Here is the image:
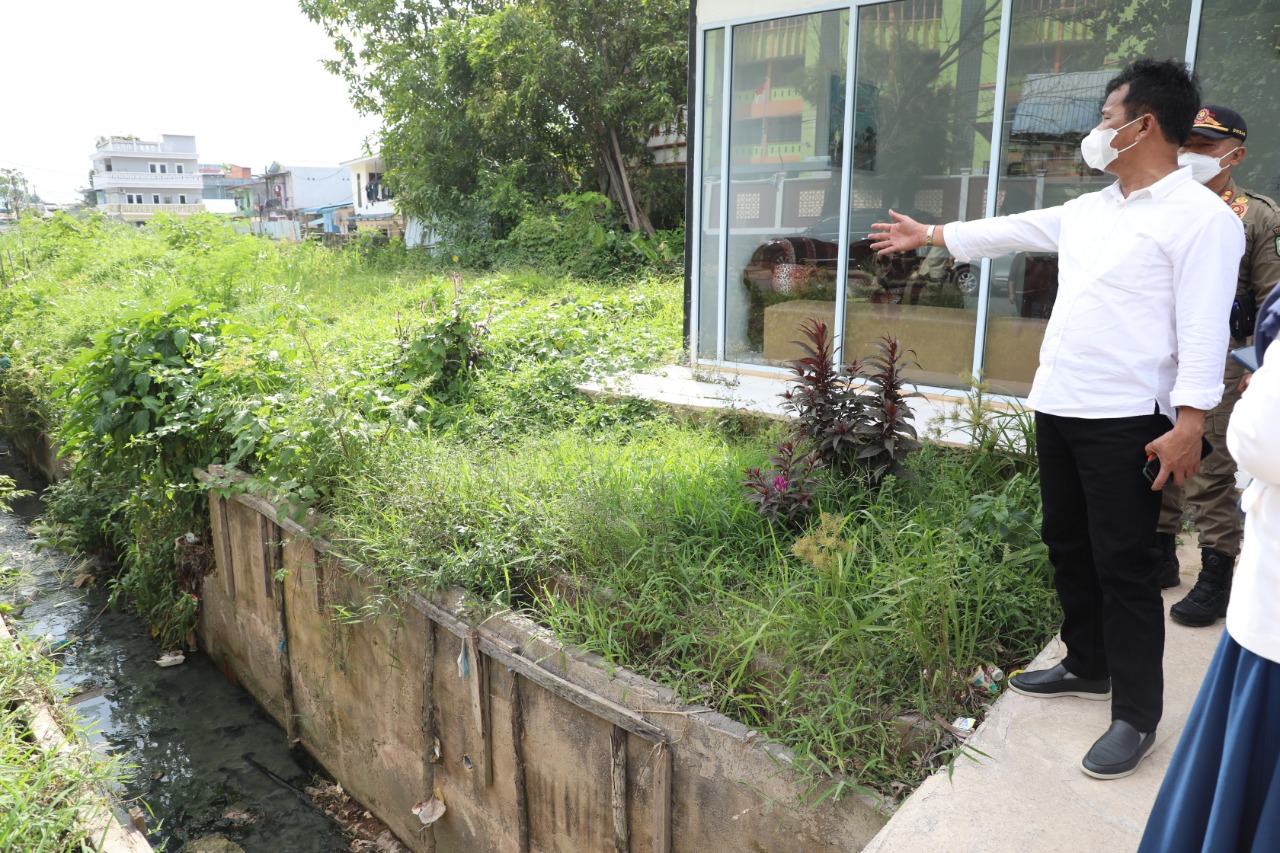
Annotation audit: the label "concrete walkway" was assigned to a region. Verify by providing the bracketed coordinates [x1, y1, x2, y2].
[587, 367, 1225, 852]
[865, 541, 1223, 853]
[579, 365, 972, 442]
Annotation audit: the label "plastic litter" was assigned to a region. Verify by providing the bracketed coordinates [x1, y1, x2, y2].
[35, 634, 75, 656]
[412, 788, 447, 826]
[952, 717, 977, 739]
[156, 651, 186, 667]
[969, 664, 1005, 696]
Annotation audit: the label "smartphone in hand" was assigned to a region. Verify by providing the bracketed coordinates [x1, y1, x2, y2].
[1142, 437, 1213, 484]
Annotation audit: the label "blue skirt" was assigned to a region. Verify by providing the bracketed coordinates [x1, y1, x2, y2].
[1138, 632, 1280, 853]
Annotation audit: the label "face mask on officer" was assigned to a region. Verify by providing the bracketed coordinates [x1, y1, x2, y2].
[1177, 149, 1236, 184]
[1079, 115, 1145, 172]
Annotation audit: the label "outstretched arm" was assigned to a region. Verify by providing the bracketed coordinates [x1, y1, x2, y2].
[874, 205, 1065, 263]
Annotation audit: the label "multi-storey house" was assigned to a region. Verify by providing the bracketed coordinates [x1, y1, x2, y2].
[91, 134, 203, 225]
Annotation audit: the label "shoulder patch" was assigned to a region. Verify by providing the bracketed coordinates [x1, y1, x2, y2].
[1221, 187, 1249, 220]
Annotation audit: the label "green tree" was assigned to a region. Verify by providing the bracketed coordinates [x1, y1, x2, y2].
[301, 0, 689, 240]
[0, 168, 36, 217]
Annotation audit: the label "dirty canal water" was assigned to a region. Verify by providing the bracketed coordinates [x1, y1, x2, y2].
[1, 445, 354, 852]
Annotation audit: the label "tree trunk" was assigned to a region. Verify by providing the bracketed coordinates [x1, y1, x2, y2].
[609, 128, 655, 236]
[594, 128, 655, 236]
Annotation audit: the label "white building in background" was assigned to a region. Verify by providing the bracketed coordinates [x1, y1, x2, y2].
[237, 162, 351, 218]
[341, 154, 435, 247]
[91, 134, 203, 225]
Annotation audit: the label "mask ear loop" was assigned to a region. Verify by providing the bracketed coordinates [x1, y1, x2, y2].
[1113, 113, 1149, 157]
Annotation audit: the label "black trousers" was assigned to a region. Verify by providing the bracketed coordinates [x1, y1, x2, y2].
[1036, 410, 1168, 732]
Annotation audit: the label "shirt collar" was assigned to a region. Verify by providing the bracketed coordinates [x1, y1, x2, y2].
[1102, 166, 1192, 204]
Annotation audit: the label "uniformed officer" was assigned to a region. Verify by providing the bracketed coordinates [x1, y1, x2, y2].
[1156, 105, 1280, 626]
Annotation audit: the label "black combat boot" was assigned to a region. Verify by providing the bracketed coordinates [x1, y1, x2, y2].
[1153, 532, 1180, 589]
[1169, 548, 1234, 627]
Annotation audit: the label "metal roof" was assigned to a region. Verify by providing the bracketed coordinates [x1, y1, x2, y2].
[300, 202, 352, 213]
[1011, 70, 1114, 138]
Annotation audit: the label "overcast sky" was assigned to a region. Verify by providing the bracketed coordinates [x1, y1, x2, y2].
[1, 0, 380, 203]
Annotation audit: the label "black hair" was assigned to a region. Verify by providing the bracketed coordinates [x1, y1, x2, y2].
[1104, 58, 1201, 145]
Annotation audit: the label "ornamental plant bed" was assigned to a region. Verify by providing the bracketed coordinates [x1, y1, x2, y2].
[0, 214, 1058, 804]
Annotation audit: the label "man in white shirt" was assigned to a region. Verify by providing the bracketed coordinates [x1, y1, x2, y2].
[869, 59, 1244, 780]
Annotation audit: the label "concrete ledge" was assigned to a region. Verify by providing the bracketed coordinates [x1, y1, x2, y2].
[580, 365, 984, 446]
[862, 541, 1221, 853]
[0, 616, 152, 852]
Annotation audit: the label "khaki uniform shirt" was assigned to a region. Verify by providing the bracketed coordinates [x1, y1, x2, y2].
[1220, 179, 1280, 343]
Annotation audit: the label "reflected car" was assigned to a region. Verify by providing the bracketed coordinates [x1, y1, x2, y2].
[801, 211, 1017, 297]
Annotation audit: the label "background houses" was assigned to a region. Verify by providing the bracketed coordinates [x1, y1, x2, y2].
[231, 161, 351, 240]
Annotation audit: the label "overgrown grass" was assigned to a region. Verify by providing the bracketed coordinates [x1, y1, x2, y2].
[0, 629, 129, 851]
[0, 213, 1057, 801]
[327, 413, 1053, 796]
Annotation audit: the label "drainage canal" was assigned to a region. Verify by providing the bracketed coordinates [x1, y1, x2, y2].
[1, 445, 361, 852]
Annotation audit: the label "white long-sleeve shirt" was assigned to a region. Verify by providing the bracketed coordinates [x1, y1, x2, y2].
[1226, 357, 1280, 663]
[946, 167, 1244, 420]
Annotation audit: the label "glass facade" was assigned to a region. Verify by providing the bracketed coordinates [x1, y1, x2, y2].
[839, 0, 998, 388]
[1193, 0, 1280, 200]
[723, 11, 849, 364]
[982, 0, 1192, 395]
[693, 0, 1274, 395]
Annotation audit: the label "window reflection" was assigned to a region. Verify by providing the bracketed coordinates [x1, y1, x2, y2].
[723, 11, 848, 365]
[835, 0, 1000, 390]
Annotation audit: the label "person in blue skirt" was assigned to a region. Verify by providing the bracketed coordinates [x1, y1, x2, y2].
[1138, 284, 1280, 852]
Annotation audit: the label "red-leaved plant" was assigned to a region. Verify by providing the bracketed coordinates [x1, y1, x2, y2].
[742, 441, 825, 522]
[744, 319, 921, 521]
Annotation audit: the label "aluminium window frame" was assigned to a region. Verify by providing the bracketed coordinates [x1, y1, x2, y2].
[690, 0, 1207, 397]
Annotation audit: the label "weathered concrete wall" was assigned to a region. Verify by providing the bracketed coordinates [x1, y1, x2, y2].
[1, 404, 66, 483]
[199, 486, 890, 852]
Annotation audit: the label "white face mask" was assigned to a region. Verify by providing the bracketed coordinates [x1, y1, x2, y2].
[1178, 150, 1234, 184]
[1079, 115, 1144, 171]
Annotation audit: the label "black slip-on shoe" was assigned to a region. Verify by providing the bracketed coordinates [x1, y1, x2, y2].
[1007, 662, 1112, 700]
[1081, 721, 1157, 779]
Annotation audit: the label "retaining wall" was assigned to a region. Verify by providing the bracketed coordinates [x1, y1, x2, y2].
[198, 475, 891, 851]
[1, 405, 65, 483]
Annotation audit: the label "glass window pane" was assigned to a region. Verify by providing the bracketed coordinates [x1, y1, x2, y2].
[1194, 0, 1280, 200]
[985, 0, 1192, 396]
[839, 0, 1000, 390]
[698, 28, 726, 360]
[723, 11, 849, 365]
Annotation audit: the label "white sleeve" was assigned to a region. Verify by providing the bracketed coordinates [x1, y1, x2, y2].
[1169, 207, 1244, 412]
[1228, 359, 1280, 485]
[945, 205, 1065, 263]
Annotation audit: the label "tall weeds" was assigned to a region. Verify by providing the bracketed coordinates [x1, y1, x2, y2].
[0, 214, 1054, 801]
